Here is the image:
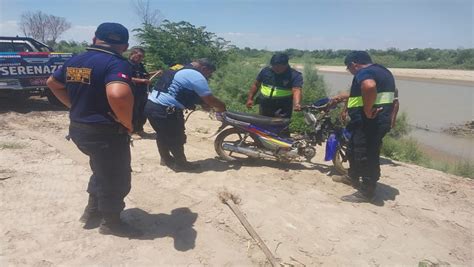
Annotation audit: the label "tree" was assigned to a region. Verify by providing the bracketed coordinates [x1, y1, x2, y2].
[132, 0, 162, 27]
[47, 15, 72, 44]
[53, 40, 88, 54]
[135, 20, 233, 69]
[19, 11, 71, 45]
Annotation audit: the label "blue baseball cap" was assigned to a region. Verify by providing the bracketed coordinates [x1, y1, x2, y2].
[270, 53, 289, 65]
[95, 22, 129, 44]
[344, 51, 373, 66]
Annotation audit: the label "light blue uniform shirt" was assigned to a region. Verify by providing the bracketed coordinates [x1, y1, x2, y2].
[148, 68, 212, 109]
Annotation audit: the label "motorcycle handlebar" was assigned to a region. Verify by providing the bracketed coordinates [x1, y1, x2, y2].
[301, 103, 330, 111]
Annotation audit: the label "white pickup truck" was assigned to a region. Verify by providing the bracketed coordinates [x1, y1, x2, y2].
[0, 36, 72, 104]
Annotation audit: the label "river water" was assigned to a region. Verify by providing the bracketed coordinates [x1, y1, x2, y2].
[319, 71, 474, 161]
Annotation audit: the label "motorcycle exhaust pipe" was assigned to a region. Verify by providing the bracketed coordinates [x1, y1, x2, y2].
[222, 143, 275, 160]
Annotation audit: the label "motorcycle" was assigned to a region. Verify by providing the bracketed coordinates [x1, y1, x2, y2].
[213, 98, 350, 174]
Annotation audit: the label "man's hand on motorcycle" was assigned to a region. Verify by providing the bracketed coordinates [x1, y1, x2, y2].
[293, 103, 302, 111]
[246, 99, 253, 109]
[329, 97, 341, 108]
[340, 110, 348, 122]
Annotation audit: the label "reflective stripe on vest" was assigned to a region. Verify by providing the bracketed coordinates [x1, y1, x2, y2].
[260, 83, 293, 98]
[347, 92, 395, 108]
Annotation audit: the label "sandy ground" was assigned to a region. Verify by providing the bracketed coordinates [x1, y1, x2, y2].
[0, 98, 473, 266]
[315, 66, 474, 83]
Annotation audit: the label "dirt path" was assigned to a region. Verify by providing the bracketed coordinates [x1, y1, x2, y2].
[0, 98, 472, 266]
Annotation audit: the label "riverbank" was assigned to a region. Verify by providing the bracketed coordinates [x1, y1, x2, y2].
[315, 65, 474, 84]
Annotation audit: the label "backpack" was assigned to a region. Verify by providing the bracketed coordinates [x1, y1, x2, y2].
[151, 63, 203, 109]
[152, 64, 185, 94]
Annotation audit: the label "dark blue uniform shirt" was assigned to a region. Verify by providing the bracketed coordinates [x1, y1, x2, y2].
[52, 46, 132, 124]
[257, 66, 303, 92]
[129, 61, 149, 94]
[349, 64, 395, 125]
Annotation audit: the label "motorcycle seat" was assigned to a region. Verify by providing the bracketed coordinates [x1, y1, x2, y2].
[225, 111, 290, 127]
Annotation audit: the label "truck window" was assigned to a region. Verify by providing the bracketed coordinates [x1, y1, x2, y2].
[36, 46, 50, 52]
[0, 43, 14, 52]
[12, 43, 34, 52]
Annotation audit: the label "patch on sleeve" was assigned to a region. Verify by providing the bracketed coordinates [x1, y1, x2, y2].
[118, 72, 130, 80]
[66, 67, 92, 84]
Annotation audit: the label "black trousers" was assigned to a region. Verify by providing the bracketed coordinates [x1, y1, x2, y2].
[133, 89, 148, 132]
[69, 123, 131, 213]
[258, 97, 293, 119]
[144, 101, 188, 163]
[347, 119, 390, 186]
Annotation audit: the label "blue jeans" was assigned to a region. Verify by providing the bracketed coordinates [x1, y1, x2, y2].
[69, 122, 131, 213]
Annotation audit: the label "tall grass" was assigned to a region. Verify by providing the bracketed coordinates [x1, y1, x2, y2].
[424, 160, 474, 179]
[209, 56, 261, 112]
[381, 136, 424, 163]
[381, 114, 473, 179]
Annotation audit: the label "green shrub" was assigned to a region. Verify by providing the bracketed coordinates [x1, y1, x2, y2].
[381, 136, 424, 163]
[209, 56, 261, 112]
[388, 112, 409, 138]
[233, 48, 474, 70]
[135, 20, 232, 70]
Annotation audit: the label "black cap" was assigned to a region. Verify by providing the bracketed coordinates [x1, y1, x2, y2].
[270, 53, 289, 65]
[344, 51, 373, 66]
[95, 22, 129, 44]
[196, 58, 216, 71]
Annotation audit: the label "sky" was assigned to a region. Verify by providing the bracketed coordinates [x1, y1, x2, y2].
[0, 0, 472, 51]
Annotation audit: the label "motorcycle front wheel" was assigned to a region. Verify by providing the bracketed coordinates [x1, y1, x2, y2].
[214, 127, 261, 161]
[332, 144, 349, 175]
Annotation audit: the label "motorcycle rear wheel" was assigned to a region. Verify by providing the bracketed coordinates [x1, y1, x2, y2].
[214, 127, 260, 161]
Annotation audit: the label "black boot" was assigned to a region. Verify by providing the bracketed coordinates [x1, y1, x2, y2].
[79, 195, 102, 229]
[157, 140, 174, 166]
[341, 182, 376, 203]
[99, 212, 143, 238]
[171, 160, 200, 172]
[169, 145, 200, 172]
[160, 156, 175, 167]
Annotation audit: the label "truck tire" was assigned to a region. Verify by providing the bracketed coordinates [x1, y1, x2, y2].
[9, 92, 30, 103]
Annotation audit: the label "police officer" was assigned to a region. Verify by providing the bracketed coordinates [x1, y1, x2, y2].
[128, 47, 151, 138]
[331, 51, 396, 202]
[46, 22, 142, 237]
[246, 53, 303, 119]
[144, 58, 226, 172]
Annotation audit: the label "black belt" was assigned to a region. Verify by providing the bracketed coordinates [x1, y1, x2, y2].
[69, 121, 128, 135]
[153, 102, 183, 115]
